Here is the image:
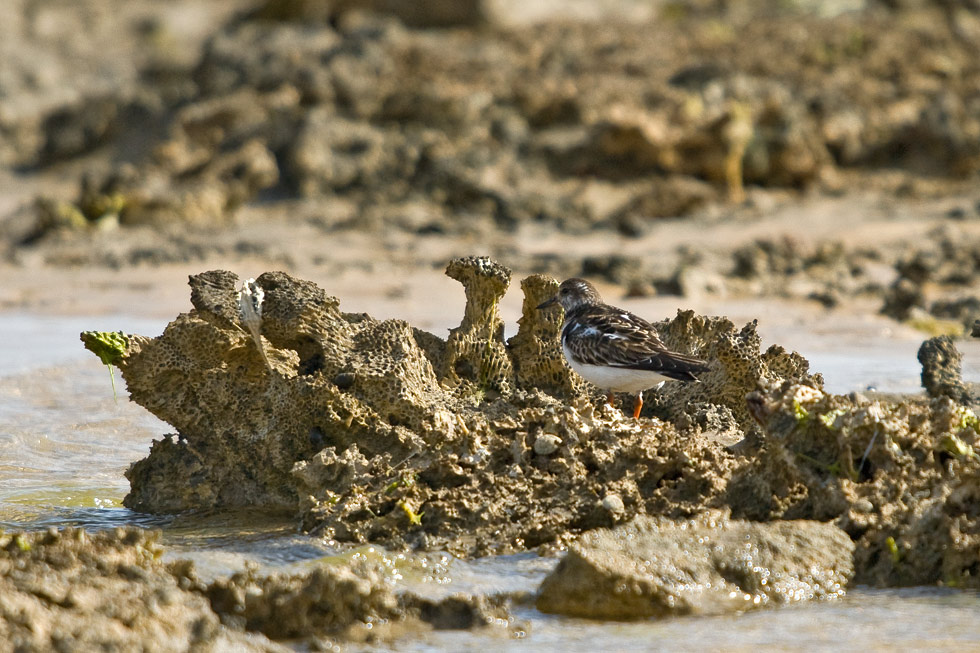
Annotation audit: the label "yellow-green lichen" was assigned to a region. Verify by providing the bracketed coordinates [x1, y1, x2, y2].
[81, 330, 130, 401]
[953, 406, 980, 434]
[384, 474, 417, 495]
[792, 399, 810, 427]
[80, 191, 127, 223]
[885, 536, 901, 565]
[941, 433, 977, 460]
[14, 533, 31, 552]
[398, 500, 423, 526]
[818, 408, 846, 429]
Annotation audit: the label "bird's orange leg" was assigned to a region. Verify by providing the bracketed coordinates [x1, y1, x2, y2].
[632, 392, 644, 419]
[606, 391, 616, 408]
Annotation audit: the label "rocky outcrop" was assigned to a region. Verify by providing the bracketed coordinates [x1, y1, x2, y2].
[0, 528, 284, 652]
[11, 2, 980, 255]
[743, 380, 980, 587]
[918, 335, 971, 403]
[0, 526, 523, 650]
[82, 258, 817, 558]
[81, 258, 980, 586]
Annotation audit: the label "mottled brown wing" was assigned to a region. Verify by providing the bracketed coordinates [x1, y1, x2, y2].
[563, 306, 709, 380]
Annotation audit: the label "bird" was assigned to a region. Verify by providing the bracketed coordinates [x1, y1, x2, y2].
[537, 278, 709, 419]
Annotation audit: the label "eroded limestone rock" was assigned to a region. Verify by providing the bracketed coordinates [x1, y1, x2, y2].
[536, 513, 853, 619]
[200, 563, 398, 639]
[81, 258, 980, 583]
[506, 274, 584, 397]
[81, 259, 825, 558]
[918, 335, 971, 403]
[649, 311, 820, 434]
[441, 256, 515, 395]
[0, 526, 522, 649]
[742, 380, 980, 587]
[0, 528, 283, 653]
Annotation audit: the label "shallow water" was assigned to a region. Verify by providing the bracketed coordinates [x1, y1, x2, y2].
[395, 587, 980, 653]
[2, 309, 980, 650]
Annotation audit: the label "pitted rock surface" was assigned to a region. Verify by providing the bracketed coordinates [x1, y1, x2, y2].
[82, 261, 813, 552]
[188, 269, 243, 329]
[507, 274, 586, 397]
[649, 311, 820, 433]
[441, 256, 515, 395]
[0, 528, 283, 652]
[0, 526, 520, 647]
[88, 260, 801, 555]
[257, 270, 360, 378]
[918, 335, 971, 403]
[740, 380, 980, 587]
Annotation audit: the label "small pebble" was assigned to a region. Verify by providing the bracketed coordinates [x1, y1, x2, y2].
[333, 372, 356, 389]
[853, 499, 874, 513]
[533, 433, 562, 456]
[601, 494, 625, 514]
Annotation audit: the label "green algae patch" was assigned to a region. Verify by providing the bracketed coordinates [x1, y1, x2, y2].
[81, 330, 129, 366]
[397, 500, 424, 526]
[6, 486, 124, 509]
[941, 433, 977, 460]
[886, 536, 902, 565]
[81, 330, 130, 400]
[905, 315, 965, 338]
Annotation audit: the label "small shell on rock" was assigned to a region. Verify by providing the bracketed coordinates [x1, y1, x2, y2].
[460, 446, 490, 466]
[601, 494, 625, 514]
[238, 278, 271, 369]
[238, 278, 264, 323]
[533, 433, 562, 456]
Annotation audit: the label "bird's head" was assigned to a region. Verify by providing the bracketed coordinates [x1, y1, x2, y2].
[536, 278, 603, 312]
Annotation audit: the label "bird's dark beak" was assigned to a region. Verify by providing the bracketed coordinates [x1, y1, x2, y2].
[536, 295, 558, 310]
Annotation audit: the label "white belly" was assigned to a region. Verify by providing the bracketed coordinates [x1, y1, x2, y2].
[563, 341, 670, 393]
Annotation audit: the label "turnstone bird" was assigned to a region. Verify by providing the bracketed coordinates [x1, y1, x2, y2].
[537, 278, 709, 418]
